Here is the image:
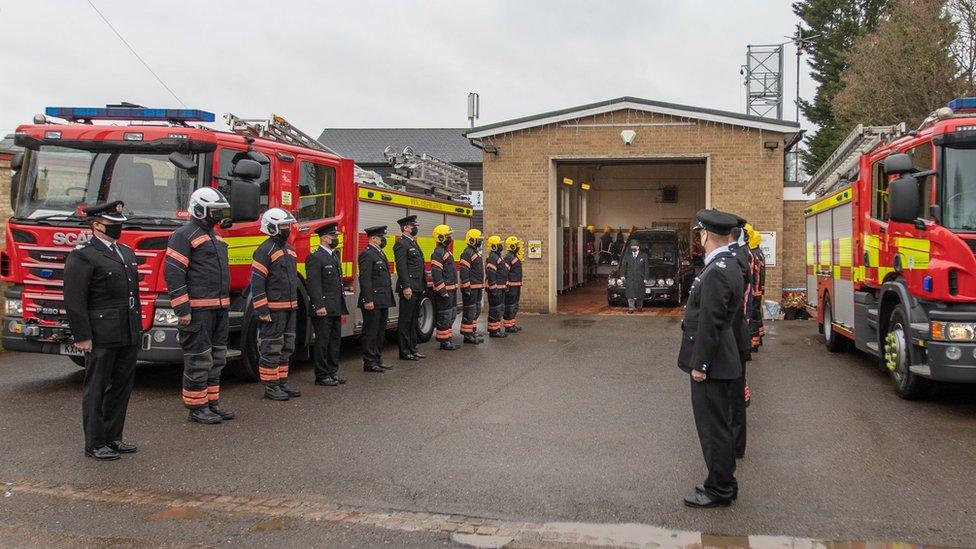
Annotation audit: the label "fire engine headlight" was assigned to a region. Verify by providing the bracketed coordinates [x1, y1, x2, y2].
[5, 299, 22, 317]
[931, 321, 976, 341]
[153, 308, 179, 326]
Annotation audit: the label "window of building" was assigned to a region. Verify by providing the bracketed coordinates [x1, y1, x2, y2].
[298, 161, 336, 221]
[217, 148, 270, 213]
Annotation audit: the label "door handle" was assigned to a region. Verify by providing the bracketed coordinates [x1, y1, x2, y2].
[298, 225, 311, 233]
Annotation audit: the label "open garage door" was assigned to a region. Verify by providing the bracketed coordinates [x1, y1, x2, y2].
[555, 159, 706, 316]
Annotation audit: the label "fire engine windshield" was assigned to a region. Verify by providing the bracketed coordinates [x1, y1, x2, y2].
[943, 146, 976, 231]
[14, 145, 201, 225]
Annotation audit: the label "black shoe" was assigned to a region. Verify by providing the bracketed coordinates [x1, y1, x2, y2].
[315, 377, 340, 386]
[378, 362, 393, 370]
[463, 335, 479, 344]
[264, 385, 290, 401]
[412, 352, 426, 359]
[477, 335, 485, 343]
[637, 308, 643, 313]
[506, 326, 521, 333]
[209, 400, 235, 420]
[695, 484, 738, 501]
[335, 374, 347, 384]
[106, 440, 137, 454]
[489, 331, 507, 338]
[85, 446, 120, 461]
[363, 364, 385, 373]
[399, 354, 419, 361]
[628, 309, 634, 314]
[188, 407, 223, 424]
[440, 341, 458, 351]
[683, 492, 733, 508]
[278, 381, 301, 398]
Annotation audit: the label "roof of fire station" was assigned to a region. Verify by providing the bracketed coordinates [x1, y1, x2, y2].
[317, 128, 482, 165]
[464, 96, 801, 138]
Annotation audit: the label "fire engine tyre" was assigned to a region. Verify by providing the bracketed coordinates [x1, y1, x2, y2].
[822, 298, 847, 353]
[416, 294, 435, 343]
[884, 305, 926, 400]
[228, 304, 261, 382]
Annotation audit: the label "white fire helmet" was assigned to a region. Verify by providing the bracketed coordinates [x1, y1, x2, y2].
[260, 208, 297, 236]
[188, 187, 230, 220]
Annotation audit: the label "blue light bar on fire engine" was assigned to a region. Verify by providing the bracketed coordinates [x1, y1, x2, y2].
[948, 97, 976, 111]
[44, 106, 216, 123]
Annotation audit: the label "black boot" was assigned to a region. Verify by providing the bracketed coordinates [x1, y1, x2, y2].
[440, 341, 459, 351]
[278, 380, 301, 398]
[188, 407, 223, 424]
[506, 326, 522, 333]
[209, 400, 235, 420]
[264, 384, 290, 401]
[489, 330, 507, 338]
[463, 334, 479, 345]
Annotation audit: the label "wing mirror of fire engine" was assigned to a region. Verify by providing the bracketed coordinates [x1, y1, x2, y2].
[247, 150, 270, 165]
[883, 153, 914, 176]
[229, 179, 261, 222]
[168, 152, 197, 171]
[888, 176, 920, 224]
[10, 152, 23, 171]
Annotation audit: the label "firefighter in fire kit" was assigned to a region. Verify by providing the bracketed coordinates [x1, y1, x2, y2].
[358, 225, 395, 371]
[64, 200, 141, 460]
[679, 209, 743, 508]
[747, 225, 766, 351]
[393, 215, 426, 361]
[485, 236, 508, 338]
[306, 222, 349, 386]
[251, 208, 301, 401]
[431, 224, 460, 350]
[459, 229, 486, 344]
[165, 188, 234, 424]
[502, 236, 523, 333]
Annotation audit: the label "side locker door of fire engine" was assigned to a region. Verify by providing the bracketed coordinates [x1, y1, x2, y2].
[831, 201, 855, 330]
[806, 214, 817, 308]
[817, 208, 833, 312]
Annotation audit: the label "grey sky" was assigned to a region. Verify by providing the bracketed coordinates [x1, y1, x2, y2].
[0, 1, 815, 135]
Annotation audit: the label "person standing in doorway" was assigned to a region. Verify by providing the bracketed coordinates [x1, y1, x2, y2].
[358, 225, 395, 371]
[307, 222, 349, 387]
[64, 201, 141, 460]
[393, 215, 426, 361]
[618, 239, 650, 313]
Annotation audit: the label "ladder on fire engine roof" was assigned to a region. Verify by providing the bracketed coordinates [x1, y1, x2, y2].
[382, 145, 470, 201]
[223, 112, 389, 189]
[803, 123, 908, 197]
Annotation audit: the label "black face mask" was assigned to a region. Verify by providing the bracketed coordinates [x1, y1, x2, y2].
[408, 225, 418, 237]
[101, 223, 123, 240]
[378, 237, 388, 248]
[205, 209, 224, 227]
[277, 228, 291, 241]
[444, 236, 452, 245]
[327, 236, 340, 249]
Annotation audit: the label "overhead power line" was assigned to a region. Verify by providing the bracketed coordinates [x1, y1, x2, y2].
[86, 0, 188, 107]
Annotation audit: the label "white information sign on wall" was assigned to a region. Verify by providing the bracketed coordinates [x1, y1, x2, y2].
[468, 191, 484, 211]
[759, 231, 777, 267]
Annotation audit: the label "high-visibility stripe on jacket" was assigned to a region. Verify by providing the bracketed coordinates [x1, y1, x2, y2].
[251, 237, 299, 317]
[164, 219, 230, 317]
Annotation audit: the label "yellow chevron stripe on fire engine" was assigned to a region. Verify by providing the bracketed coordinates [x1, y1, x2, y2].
[864, 234, 880, 267]
[804, 188, 853, 216]
[837, 237, 853, 267]
[806, 242, 815, 265]
[894, 237, 930, 270]
[853, 265, 866, 283]
[819, 240, 831, 266]
[358, 187, 473, 217]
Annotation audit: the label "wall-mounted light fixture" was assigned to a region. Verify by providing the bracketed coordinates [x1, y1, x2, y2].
[580, 182, 591, 191]
[763, 140, 779, 150]
[562, 177, 574, 186]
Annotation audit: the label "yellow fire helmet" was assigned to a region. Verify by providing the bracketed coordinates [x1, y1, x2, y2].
[586, 225, 595, 232]
[517, 239, 526, 261]
[433, 224, 452, 244]
[746, 224, 762, 249]
[603, 225, 611, 234]
[465, 228, 483, 246]
[486, 235, 502, 252]
[505, 236, 520, 252]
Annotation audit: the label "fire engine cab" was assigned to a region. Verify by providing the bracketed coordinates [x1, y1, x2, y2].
[804, 98, 976, 398]
[2, 105, 472, 381]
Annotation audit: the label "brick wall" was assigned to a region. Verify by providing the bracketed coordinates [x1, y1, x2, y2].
[481, 109, 788, 312]
[782, 200, 807, 294]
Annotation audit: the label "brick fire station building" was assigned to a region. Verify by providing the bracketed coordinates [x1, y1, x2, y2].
[465, 97, 804, 313]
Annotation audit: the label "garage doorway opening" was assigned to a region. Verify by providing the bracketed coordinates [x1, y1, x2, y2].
[555, 158, 706, 316]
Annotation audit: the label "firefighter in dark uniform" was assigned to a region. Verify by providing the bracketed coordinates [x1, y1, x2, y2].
[459, 228, 486, 345]
[502, 236, 523, 333]
[678, 209, 743, 508]
[358, 225, 395, 372]
[746, 224, 766, 351]
[165, 187, 234, 425]
[307, 222, 349, 386]
[430, 224, 460, 350]
[393, 215, 426, 361]
[485, 235, 508, 338]
[728, 217, 753, 460]
[251, 208, 301, 401]
[64, 200, 141, 460]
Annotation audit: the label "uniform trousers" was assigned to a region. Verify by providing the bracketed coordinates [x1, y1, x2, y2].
[397, 291, 421, 356]
[258, 309, 296, 384]
[179, 309, 229, 409]
[361, 307, 389, 366]
[690, 376, 738, 500]
[83, 344, 139, 450]
[312, 314, 342, 380]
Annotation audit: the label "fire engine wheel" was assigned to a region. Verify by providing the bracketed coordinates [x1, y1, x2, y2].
[884, 305, 926, 400]
[226, 306, 261, 382]
[822, 298, 847, 353]
[416, 294, 435, 343]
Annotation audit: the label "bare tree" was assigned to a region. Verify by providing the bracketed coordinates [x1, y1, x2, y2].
[948, 0, 976, 92]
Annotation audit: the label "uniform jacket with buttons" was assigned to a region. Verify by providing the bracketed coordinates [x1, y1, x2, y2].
[459, 245, 485, 291]
[430, 242, 458, 296]
[393, 235, 425, 293]
[728, 242, 753, 353]
[486, 250, 507, 293]
[64, 240, 142, 348]
[677, 250, 743, 380]
[250, 237, 299, 316]
[307, 246, 349, 317]
[503, 251, 522, 287]
[358, 244, 394, 309]
[164, 219, 230, 317]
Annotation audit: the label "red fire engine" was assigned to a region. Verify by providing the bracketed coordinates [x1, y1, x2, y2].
[804, 97, 976, 398]
[2, 106, 473, 380]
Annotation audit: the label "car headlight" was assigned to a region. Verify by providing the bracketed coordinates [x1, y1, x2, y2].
[931, 321, 976, 341]
[616, 278, 624, 286]
[153, 307, 179, 326]
[656, 279, 666, 287]
[5, 299, 22, 317]
[666, 278, 675, 287]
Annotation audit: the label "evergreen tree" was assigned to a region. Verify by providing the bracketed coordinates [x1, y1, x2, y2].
[793, 0, 888, 174]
